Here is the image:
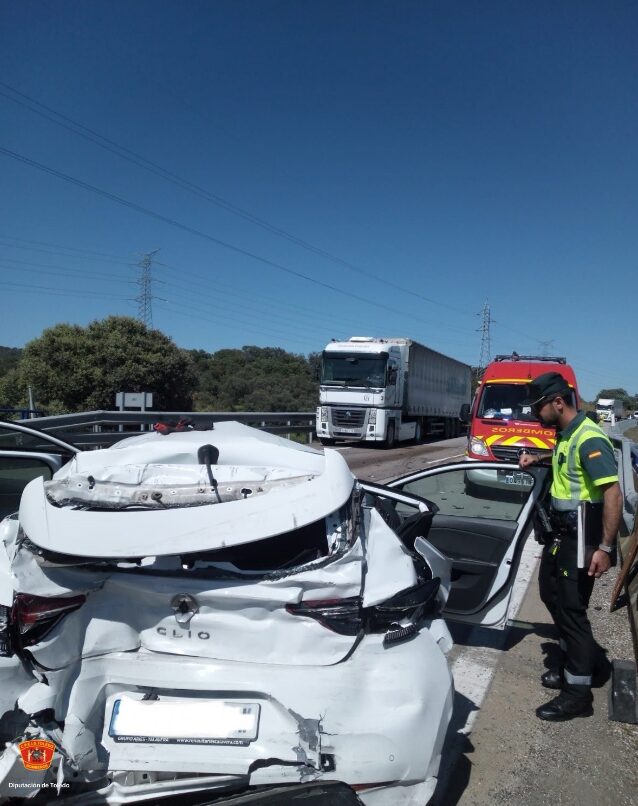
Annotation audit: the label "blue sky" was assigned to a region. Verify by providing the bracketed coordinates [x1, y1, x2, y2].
[1, 1, 636, 401]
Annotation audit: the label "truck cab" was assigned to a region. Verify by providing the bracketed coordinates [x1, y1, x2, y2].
[595, 398, 623, 423]
[316, 337, 471, 448]
[466, 355, 579, 462]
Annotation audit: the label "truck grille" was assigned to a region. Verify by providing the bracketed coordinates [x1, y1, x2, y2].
[332, 408, 366, 428]
[491, 446, 546, 462]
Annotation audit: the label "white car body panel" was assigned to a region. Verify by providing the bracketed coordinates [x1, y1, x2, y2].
[14, 537, 365, 669]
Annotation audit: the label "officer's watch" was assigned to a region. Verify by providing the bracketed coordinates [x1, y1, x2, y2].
[597, 543, 614, 554]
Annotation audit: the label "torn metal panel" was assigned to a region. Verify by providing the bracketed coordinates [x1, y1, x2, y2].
[20, 447, 355, 558]
[0, 517, 18, 604]
[17, 681, 56, 715]
[362, 509, 418, 607]
[46, 469, 318, 509]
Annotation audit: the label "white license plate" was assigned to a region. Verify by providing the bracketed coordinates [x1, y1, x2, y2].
[336, 427, 360, 433]
[108, 696, 260, 746]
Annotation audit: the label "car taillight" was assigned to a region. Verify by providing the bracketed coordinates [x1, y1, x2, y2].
[286, 580, 441, 640]
[286, 597, 362, 636]
[11, 593, 86, 648]
[369, 578, 441, 631]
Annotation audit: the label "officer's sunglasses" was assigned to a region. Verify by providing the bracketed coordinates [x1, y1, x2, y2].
[531, 395, 558, 414]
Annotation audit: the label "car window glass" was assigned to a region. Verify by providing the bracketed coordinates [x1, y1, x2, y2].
[0, 456, 54, 520]
[396, 466, 535, 520]
[0, 424, 71, 454]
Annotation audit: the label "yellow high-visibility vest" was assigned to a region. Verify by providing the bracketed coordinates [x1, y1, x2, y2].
[550, 418, 616, 510]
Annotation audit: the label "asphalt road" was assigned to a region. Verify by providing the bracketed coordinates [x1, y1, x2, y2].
[311, 435, 468, 483]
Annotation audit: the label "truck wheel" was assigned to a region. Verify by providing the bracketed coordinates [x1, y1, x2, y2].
[319, 438, 335, 446]
[384, 422, 396, 449]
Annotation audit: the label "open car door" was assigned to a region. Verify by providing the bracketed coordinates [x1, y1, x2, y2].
[0, 421, 77, 521]
[375, 461, 550, 629]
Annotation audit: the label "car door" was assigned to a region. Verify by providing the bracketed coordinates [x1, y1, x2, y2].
[0, 421, 77, 521]
[379, 461, 551, 629]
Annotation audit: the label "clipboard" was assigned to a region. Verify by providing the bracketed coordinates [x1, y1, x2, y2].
[576, 502, 603, 569]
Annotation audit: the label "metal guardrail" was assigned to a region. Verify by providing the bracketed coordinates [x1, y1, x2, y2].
[611, 434, 638, 535]
[15, 410, 317, 449]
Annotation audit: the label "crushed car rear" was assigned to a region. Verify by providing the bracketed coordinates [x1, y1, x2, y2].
[0, 423, 453, 805]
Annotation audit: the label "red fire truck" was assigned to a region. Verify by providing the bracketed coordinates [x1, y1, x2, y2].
[466, 354, 579, 461]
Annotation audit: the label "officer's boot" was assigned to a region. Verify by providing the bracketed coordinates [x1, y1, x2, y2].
[536, 690, 594, 721]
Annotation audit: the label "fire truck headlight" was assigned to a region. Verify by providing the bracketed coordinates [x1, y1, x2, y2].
[470, 437, 489, 456]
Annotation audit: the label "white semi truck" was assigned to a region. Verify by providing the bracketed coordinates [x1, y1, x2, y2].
[595, 398, 623, 423]
[316, 336, 472, 447]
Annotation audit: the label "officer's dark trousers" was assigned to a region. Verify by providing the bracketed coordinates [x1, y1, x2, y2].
[538, 532, 596, 703]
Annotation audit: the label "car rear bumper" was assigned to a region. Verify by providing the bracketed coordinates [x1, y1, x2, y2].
[2, 628, 453, 802]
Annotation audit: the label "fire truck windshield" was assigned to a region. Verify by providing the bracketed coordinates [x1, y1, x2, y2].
[477, 384, 537, 422]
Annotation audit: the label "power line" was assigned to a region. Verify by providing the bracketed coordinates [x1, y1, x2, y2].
[0, 256, 131, 282]
[0, 234, 131, 263]
[2, 281, 129, 301]
[0, 82, 474, 317]
[0, 144, 475, 328]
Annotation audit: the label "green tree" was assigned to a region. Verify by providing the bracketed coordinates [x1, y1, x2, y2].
[5, 317, 197, 413]
[192, 346, 318, 411]
[0, 346, 21, 378]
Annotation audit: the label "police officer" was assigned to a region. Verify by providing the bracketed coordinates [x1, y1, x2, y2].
[519, 372, 622, 721]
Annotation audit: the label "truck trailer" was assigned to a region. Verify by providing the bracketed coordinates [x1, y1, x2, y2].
[316, 337, 471, 447]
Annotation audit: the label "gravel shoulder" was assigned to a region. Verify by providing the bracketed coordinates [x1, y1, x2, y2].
[447, 552, 638, 806]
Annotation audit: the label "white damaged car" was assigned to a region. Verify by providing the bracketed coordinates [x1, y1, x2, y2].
[0, 421, 548, 805]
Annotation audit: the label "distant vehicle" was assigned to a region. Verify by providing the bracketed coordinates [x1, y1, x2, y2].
[316, 337, 472, 447]
[633, 411, 638, 420]
[595, 398, 623, 423]
[466, 354, 579, 462]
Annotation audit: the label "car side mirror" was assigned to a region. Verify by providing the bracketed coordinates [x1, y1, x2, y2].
[459, 403, 470, 424]
[387, 368, 398, 385]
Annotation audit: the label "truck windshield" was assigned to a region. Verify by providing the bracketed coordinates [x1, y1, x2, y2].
[321, 354, 387, 388]
[477, 384, 537, 422]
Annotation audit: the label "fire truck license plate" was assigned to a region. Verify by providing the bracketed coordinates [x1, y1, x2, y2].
[498, 470, 533, 487]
